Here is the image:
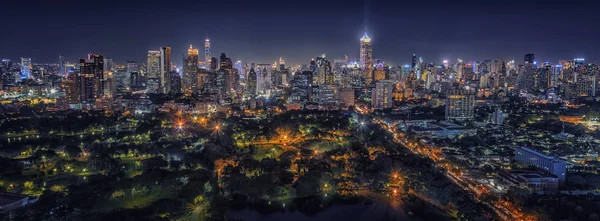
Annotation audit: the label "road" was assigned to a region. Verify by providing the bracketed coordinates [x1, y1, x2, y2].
[359, 110, 527, 221]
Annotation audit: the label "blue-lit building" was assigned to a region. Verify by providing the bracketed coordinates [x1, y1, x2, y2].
[514, 147, 566, 184]
[20, 57, 31, 79]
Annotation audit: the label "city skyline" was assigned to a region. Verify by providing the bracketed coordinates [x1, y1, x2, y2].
[1, 0, 599, 65]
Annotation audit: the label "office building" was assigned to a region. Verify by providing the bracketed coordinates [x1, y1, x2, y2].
[170, 70, 181, 94]
[184, 45, 199, 93]
[20, 57, 32, 79]
[146, 50, 161, 93]
[246, 68, 257, 98]
[160, 46, 172, 93]
[445, 88, 475, 120]
[79, 54, 104, 104]
[514, 147, 566, 184]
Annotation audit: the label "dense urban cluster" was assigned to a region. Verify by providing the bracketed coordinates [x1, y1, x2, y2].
[2, 33, 600, 221]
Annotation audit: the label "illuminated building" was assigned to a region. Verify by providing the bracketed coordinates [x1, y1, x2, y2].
[20, 57, 32, 79]
[371, 80, 393, 109]
[514, 147, 566, 184]
[373, 62, 385, 81]
[103, 56, 113, 72]
[445, 88, 474, 121]
[127, 61, 139, 73]
[339, 87, 354, 107]
[574, 58, 585, 68]
[184, 45, 199, 93]
[216, 69, 230, 100]
[160, 46, 172, 93]
[79, 54, 104, 105]
[323, 59, 334, 84]
[146, 50, 161, 93]
[360, 32, 373, 85]
[289, 71, 311, 105]
[235, 60, 243, 79]
[537, 64, 551, 90]
[204, 38, 211, 66]
[318, 84, 338, 110]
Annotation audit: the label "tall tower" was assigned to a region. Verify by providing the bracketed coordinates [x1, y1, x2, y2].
[204, 38, 211, 66]
[20, 57, 32, 79]
[247, 68, 257, 98]
[160, 47, 171, 93]
[360, 32, 373, 85]
[146, 50, 161, 93]
[58, 55, 65, 77]
[79, 54, 104, 104]
[184, 45, 199, 94]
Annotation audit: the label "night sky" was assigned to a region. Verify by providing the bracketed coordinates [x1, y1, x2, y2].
[1, 0, 599, 66]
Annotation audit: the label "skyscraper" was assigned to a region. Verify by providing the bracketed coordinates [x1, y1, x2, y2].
[170, 70, 181, 94]
[247, 68, 257, 98]
[20, 57, 31, 79]
[184, 45, 199, 93]
[360, 32, 373, 85]
[204, 38, 211, 66]
[524, 53, 535, 65]
[323, 60, 334, 84]
[160, 46, 172, 93]
[79, 54, 104, 104]
[146, 50, 161, 93]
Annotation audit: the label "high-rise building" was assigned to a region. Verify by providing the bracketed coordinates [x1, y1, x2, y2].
[160, 46, 172, 93]
[127, 61, 139, 73]
[360, 32, 373, 85]
[215, 69, 230, 99]
[319, 84, 338, 110]
[524, 53, 535, 65]
[146, 50, 161, 93]
[20, 57, 32, 79]
[204, 38, 211, 66]
[411, 54, 417, 71]
[170, 70, 181, 94]
[103, 56, 113, 72]
[445, 88, 475, 121]
[371, 80, 393, 109]
[210, 57, 218, 71]
[79, 54, 104, 104]
[184, 45, 199, 93]
[246, 68, 257, 99]
[323, 60, 334, 84]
